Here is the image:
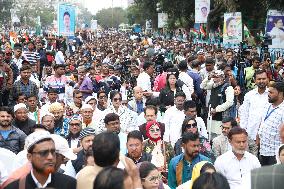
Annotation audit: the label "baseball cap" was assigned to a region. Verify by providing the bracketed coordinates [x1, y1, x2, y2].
[51, 134, 77, 160]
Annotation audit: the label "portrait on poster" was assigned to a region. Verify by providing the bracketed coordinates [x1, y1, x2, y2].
[58, 3, 75, 36]
[195, 0, 210, 23]
[266, 10, 284, 49]
[223, 12, 242, 45]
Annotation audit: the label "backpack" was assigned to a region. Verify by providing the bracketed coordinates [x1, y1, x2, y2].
[220, 83, 236, 119]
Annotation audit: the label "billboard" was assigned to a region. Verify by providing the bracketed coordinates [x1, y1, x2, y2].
[90, 20, 98, 31]
[266, 10, 284, 49]
[158, 13, 168, 28]
[195, 0, 210, 23]
[58, 3, 76, 36]
[223, 12, 242, 45]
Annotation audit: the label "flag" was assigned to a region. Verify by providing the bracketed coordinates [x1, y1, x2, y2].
[9, 32, 18, 48]
[23, 33, 29, 42]
[190, 28, 199, 37]
[244, 25, 251, 38]
[200, 24, 206, 37]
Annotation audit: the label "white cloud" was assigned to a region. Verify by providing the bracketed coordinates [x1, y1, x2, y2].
[85, 0, 128, 14]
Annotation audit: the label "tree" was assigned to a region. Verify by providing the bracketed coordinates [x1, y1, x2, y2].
[95, 7, 127, 28]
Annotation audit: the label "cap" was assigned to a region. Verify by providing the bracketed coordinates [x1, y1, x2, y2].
[25, 130, 52, 151]
[79, 127, 96, 140]
[14, 103, 28, 112]
[211, 70, 225, 78]
[84, 96, 97, 104]
[51, 134, 77, 160]
[81, 104, 94, 111]
[197, 49, 204, 55]
[68, 114, 82, 124]
[40, 112, 54, 121]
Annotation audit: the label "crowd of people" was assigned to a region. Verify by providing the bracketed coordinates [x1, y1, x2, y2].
[0, 29, 284, 189]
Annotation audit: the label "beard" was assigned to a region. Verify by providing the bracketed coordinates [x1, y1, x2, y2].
[256, 83, 267, 89]
[32, 162, 55, 176]
[0, 120, 12, 128]
[232, 146, 246, 155]
[69, 132, 80, 139]
[268, 96, 277, 103]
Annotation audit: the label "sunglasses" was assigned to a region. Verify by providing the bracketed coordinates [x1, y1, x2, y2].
[69, 123, 81, 127]
[113, 98, 122, 102]
[186, 123, 197, 128]
[32, 149, 56, 157]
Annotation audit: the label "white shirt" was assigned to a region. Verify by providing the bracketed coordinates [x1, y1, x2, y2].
[195, 117, 209, 139]
[31, 170, 52, 188]
[214, 151, 261, 189]
[179, 72, 194, 100]
[239, 88, 269, 140]
[55, 51, 65, 64]
[162, 106, 186, 146]
[136, 72, 159, 97]
[64, 160, 76, 178]
[269, 27, 284, 48]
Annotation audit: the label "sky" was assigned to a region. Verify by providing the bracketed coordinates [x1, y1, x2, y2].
[84, 0, 129, 14]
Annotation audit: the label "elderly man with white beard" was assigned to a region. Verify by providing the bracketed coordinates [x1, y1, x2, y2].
[200, 70, 234, 140]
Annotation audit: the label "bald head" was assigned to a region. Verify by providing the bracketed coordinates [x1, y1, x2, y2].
[133, 86, 143, 101]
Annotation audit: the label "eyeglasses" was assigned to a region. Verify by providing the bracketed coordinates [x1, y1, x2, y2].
[69, 123, 81, 127]
[99, 95, 106, 99]
[150, 128, 160, 132]
[31, 149, 56, 157]
[186, 123, 197, 128]
[142, 174, 162, 182]
[113, 98, 122, 102]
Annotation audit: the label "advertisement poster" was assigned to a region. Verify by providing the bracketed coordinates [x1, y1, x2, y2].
[58, 3, 76, 36]
[223, 12, 242, 45]
[158, 13, 168, 28]
[195, 0, 210, 23]
[90, 20, 98, 31]
[266, 10, 284, 49]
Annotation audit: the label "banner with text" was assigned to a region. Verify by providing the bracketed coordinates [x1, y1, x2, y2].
[58, 3, 76, 36]
[195, 0, 210, 23]
[223, 12, 242, 45]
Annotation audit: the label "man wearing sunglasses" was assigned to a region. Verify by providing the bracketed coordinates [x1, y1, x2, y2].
[4, 131, 76, 189]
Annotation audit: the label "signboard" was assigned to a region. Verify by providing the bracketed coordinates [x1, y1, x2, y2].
[195, 0, 210, 23]
[90, 20, 98, 31]
[158, 13, 168, 28]
[57, 3, 76, 36]
[266, 10, 284, 49]
[223, 12, 242, 45]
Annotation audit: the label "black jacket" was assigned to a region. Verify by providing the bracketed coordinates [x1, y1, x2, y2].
[4, 172, 76, 189]
[12, 118, 36, 136]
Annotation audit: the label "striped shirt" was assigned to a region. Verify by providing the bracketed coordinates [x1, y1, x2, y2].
[10, 80, 38, 104]
[22, 51, 40, 65]
[258, 102, 284, 156]
[44, 75, 68, 100]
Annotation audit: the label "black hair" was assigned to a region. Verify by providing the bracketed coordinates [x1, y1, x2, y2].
[163, 62, 174, 72]
[48, 88, 59, 94]
[109, 90, 122, 101]
[254, 69, 268, 79]
[175, 91, 186, 99]
[0, 106, 13, 117]
[15, 93, 27, 101]
[20, 65, 32, 72]
[205, 58, 215, 65]
[84, 149, 94, 166]
[144, 105, 158, 115]
[178, 60, 188, 71]
[63, 11, 70, 18]
[182, 132, 199, 144]
[228, 127, 248, 141]
[143, 61, 153, 70]
[93, 166, 128, 189]
[183, 100, 196, 111]
[139, 161, 158, 179]
[97, 90, 107, 99]
[222, 117, 238, 128]
[279, 145, 284, 156]
[181, 117, 197, 134]
[165, 68, 179, 89]
[191, 60, 200, 68]
[270, 81, 284, 93]
[27, 94, 38, 100]
[251, 56, 261, 63]
[226, 17, 236, 29]
[274, 18, 282, 24]
[145, 97, 160, 106]
[92, 132, 120, 167]
[192, 172, 230, 189]
[27, 138, 54, 154]
[73, 89, 82, 98]
[200, 163, 216, 174]
[30, 124, 48, 133]
[127, 130, 143, 142]
[104, 113, 120, 125]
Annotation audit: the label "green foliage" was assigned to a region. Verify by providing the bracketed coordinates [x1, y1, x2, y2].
[95, 7, 127, 28]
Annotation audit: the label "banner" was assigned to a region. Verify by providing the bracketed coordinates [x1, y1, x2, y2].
[58, 3, 76, 36]
[195, 0, 210, 23]
[223, 12, 242, 45]
[158, 13, 168, 28]
[90, 20, 98, 31]
[266, 10, 284, 49]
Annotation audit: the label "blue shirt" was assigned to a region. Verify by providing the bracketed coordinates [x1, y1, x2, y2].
[168, 153, 211, 189]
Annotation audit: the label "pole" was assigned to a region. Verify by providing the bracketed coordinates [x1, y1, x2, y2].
[111, 0, 114, 28]
[207, 104, 212, 142]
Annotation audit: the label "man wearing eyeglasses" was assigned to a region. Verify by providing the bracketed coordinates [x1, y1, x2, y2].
[4, 131, 76, 189]
[212, 117, 237, 158]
